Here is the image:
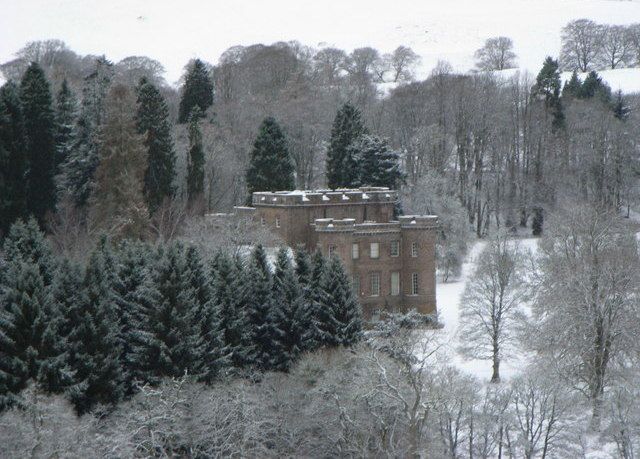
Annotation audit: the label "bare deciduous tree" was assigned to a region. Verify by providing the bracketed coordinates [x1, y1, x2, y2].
[474, 36, 518, 71]
[560, 19, 604, 71]
[598, 25, 633, 69]
[386, 45, 420, 82]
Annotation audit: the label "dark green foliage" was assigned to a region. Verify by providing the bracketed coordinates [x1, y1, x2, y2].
[532, 207, 544, 236]
[54, 79, 77, 172]
[20, 62, 56, 225]
[246, 117, 295, 202]
[60, 57, 113, 207]
[319, 256, 363, 347]
[136, 77, 176, 213]
[211, 252, 247, 368]
[351, 134, 404, 189]
[0, 261, 69, 408]
[532, 57, 565, 131]
[613, 90, 630, 121]
[0, 81, 28, 236]
[2, 218, 56, 285]
[326, 103, 368, 189]
[149, 242, 204, 379]
[562, 71, 582, 99]
[66, 246, 125, 414]
[178, 59, 213, 124]
[578, 71, 612, 103]
[307, 251, 331, 348]
[244, 245, 285, 371]
[186, 107, 205, 206]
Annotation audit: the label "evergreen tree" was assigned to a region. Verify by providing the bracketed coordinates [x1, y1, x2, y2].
[613, 90, 630, 121]
[326, 103, 367, 189]
[178, 59, 213, 123]
[211, 252, 247, 368]
[135, 77, 176, 213]
[246, 117, 295, 203]
[244, 245, 284, 370]
[89, 85, 149, 239]
[149, 242, 204, 379]
[0, 262, 69, 408]
[60, 57, 113, 207]
[305, 251, 330, 349]
[324, 256, 363, 346]
[20, 62, 56, 225]
[186, 107, 205, 207]
[532, 207, 544, 237]
[562, 71, 582, 99]
[53, 79, 77, 172]
[532, 57, 565, 131]
[66, 248, 125, 414]
[2, 218, 56, 285]
[271, 248, 304, 370]
[350, 134, 404, 189]
[0, 81, 27, 236]
[578, 71, 612, 103]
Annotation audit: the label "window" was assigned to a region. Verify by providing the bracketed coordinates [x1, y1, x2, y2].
[370, 242, 380, 259]
[352, 275, 360, 296]
[370, 272, 380, 296]
[328, 244, 336, 257]
[411, 273, 419, 295]
[390, 240, 400, 257]
[260, 216, 265, 226]
[275, 216, 281, 228]
[411, 242, 418, 257]
[352, 243, 359, 259]
[391, 272, 400, 296]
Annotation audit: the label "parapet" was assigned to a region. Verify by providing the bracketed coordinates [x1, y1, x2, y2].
[314, 218, 356, 232]
[251, 187, 398, 207]
[398, 215, 439, 229]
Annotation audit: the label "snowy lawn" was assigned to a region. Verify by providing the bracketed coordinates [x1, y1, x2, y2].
[432, 237, 539, 382]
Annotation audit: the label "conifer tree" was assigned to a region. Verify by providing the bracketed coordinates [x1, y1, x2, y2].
[211, 252, 247, 368]
[271, 247, 304, 369]
[244, 245, 284, 370]
[149, 242, 204, 379]
[0, 81, 28, 236]
[350, 134, 404, 189]
[246, 117, 295, 203]
[532, 57, 565, 131]
[20, 62, 56, 225]
[66, 248, 125, 414]
[2, 218, 56, 285]
[54, 79, 77, 172]
[562, 71, 582, 99]
[178, 59, 213, 123]
[89, 85, 149, 239]
[326, 103, 367, 189]
[293, 248, 314, 351]
[579, 71, 612, 103]
[305, 251, 329, 349]
[613, 90, 630, 121]
[324, 256, 363, 346]
[60, 57, 113, 207]
[135, 77, 176, 213]
[186, 107, 205, 207]
[0, 262, 69, 408]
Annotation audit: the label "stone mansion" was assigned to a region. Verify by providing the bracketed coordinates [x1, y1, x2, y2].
[224, 187, 438, 319]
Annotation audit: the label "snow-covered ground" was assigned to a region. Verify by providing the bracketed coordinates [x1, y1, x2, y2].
[2, 0, 640, 91]
[434, 237, 539, 382]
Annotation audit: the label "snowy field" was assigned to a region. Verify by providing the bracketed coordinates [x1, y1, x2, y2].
[433, 237, 540, 382]
[2, 0, 640, 91]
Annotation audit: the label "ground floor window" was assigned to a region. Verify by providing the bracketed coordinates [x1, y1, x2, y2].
[391, 272, 400, 296]
[411, 272, 419, 295]
[370, 272, 380, 296]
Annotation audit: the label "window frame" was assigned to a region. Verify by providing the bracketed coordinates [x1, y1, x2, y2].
[328, 244, 336, 258]
[411, 242, 418, 257]
[411, 272, 419, 295]
[275, 216, 281, 228]
[390, 240, 400, 257]
[370, 242, 380, 259]
[370, 272, 381, 297]
[391, 272, 400, 296]
[352, 243, 359, 260]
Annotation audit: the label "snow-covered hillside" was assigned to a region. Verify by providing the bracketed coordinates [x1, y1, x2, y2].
[1, 0, 640, 91]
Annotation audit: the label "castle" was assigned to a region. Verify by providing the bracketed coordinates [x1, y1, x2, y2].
[226, 187, 438, 320]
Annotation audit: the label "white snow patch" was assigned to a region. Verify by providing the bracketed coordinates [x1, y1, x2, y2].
[322, 195, 330, 202]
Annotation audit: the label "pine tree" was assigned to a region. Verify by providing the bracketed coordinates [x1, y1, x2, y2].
[244, 245, 284, 371]
[211, 252, 247, 368]
[350, 134, 404, 189]
[305, 251, 330, 349]
[271, 247, 304, 370]
[66, 248, 125, 414]
[149, 242, 204, 379]
[613, 90, 630, 121]
[178, 59, 213, 123]
[246, 117, 295, 203]
[532, 57, 565, 131]
[20, 62, 56, 225]
[186, 107, 205, 208]
[326, 103, 368, 189]
[324, 256, 363, 346]
[89, 85, 149, 239]
[0, 81, 28, 236]
[60, 57, 113, 207]
[2, 218, 56, 285]
[54, 79, 77, 172]
[0, 262, 69, 408]
[135, 77, 176, 213]
[579, 71, 612, 103]
[562, 71, 581, 99]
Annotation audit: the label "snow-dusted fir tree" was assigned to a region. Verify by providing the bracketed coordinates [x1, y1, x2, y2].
[178, 58, 213, 124]
[294, 248, 320, 352]
[0, 81, 28, 236]
[322, 256, 362, 346]
[186, 107, 205, 208]
[2, 218, 56, 285]
[305, 250, 330, 349]
[349, 134, 404, 190]
[135, 77, 176, 213]
[326, 102, 367, 189]
[458, 232, 526, 383]
[53, 79, 77, 172]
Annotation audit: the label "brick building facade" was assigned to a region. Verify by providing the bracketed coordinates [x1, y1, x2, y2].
[228, 187, 438, 319]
